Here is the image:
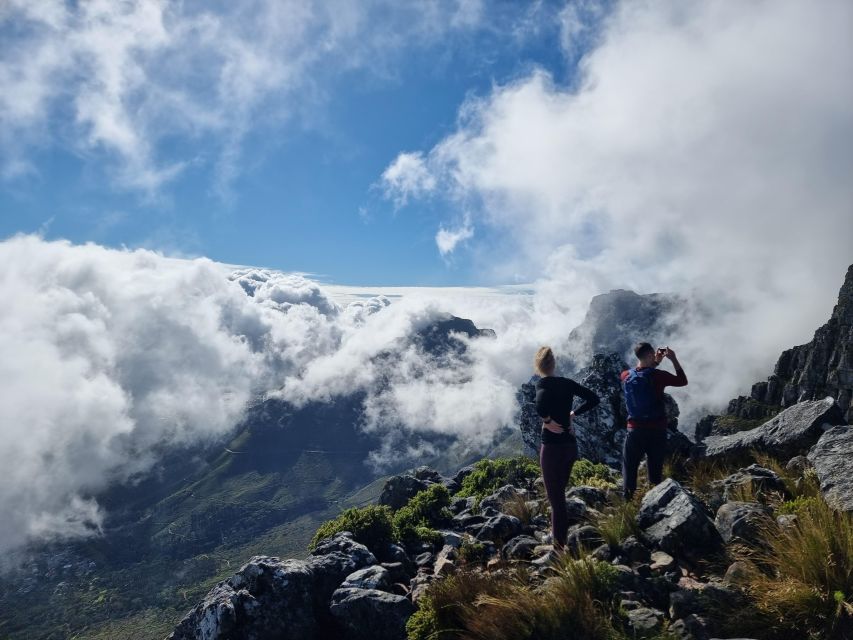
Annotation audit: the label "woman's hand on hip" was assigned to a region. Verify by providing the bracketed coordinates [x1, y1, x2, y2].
[543, 419, 565, 434]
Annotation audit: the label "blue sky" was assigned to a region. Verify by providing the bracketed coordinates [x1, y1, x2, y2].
[0, 1, 599, 286]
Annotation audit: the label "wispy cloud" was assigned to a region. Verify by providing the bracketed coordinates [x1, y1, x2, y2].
[0, 0, 489, 197]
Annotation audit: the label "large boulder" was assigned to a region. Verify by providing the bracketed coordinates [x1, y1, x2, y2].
[329, 587, 414, 640]
[168, 557, 318, 640]
[637, 479, 722, 558]
[379, 475, 430, 511]
[475, 514, 522, 543]
[170, 533, 378, 640]
[714, 502, 774, 545]
[808, 426, 853, 511]
[700, 397, 845, 461]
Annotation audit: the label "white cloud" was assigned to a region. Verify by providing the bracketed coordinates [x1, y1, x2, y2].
[381, 0, 853, 413]
[0, 0, 490, 195]
[436, 219, 474, 256]
[0, 235, 538, 554]
[380, 151, 437, 207]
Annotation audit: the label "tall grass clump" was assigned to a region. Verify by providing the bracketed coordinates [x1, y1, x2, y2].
[595, 498, 641, 548]
[407, 554, 626, 640]
[736, 496, 853, 639]
[456, 456, 540, 504]
[309, 504, 393, 553]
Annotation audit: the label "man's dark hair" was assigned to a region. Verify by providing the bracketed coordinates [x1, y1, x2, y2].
[634, 342, 654, 359]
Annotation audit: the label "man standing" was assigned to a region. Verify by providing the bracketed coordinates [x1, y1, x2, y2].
[619, 342, 688, 499]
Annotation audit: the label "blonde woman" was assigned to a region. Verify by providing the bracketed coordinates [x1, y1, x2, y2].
[534, 347, 600, 551]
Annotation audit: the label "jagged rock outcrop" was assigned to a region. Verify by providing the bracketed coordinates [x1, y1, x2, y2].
[808, 426, 853, 512]
[699, 397, 846, 461]
[637, 479, 722, 558]
[567, 289, 682, 360]
[699, 264, 853, 436]
[169, 533, 377, 640]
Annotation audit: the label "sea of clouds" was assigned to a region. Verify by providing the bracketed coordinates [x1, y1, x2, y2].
[2, 0, 851, 557]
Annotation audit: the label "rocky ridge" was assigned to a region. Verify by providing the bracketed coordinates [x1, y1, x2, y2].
[169, 396, 852, 640]
[699, 263, 853, 436]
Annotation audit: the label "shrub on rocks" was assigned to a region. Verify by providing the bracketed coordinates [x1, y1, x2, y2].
[309, 505, 394, 555]
[455, 456, 540, 505]
[570, 459, 618, 490]
[392, 484, 452, 546]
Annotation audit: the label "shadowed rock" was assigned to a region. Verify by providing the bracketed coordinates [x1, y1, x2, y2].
[638, 479, 722, 558]
[808, 426, 853, 511]
[700, 397, 845, 461]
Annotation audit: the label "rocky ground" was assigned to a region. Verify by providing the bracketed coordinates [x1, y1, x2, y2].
[168, 396, 852, 640]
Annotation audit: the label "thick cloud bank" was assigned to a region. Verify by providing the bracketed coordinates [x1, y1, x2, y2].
[382, 0, 853, 411]
[0, 236, 528, 555]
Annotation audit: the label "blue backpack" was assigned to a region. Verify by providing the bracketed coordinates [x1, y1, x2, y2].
[623, 368, 665, 421]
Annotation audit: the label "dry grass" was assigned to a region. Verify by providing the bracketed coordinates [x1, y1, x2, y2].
[406, 554, 631, 640]
[595, 497, 641, 548]
[732, 495, 853, 639]
[499, 493, 536, 527]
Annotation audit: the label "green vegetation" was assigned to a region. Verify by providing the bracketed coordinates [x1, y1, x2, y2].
[455, 456, 540, 504]
[308, 504, 394, 553]
[393, 484, 452, 545]
[570, 459, 618, 489]
[457, 539, 487, 565]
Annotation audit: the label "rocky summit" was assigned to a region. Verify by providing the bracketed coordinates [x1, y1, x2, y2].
[169, 393, 853, 639]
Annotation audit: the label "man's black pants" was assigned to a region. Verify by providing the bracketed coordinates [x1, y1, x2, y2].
[622, 428, 666, 499]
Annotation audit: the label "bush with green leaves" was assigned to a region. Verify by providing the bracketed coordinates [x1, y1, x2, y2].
[458, 539, 487, 565]
[309, 504, 394, 553]
[455, 456, 540, 503]
[570, 458, 617, 489]
[393, 483, 452, 545]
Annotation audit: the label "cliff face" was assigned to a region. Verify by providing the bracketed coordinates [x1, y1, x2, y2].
[723, 264, 853, 426]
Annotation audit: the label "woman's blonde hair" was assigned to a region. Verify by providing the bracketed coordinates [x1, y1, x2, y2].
[534, 346, 556, 376]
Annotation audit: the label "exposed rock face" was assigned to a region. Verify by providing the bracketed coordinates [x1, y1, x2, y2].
[637, 479, 722, 557]
[329, 587, 414, 640]
[170, 533, 377, 640]
[714, 502, 773, 545]
[701, 264, 853, 433]
[567, 289, 681, 360]
[168, 557, 320, 640]
[700, 397, 846, 461]
[808, 426, 853, 511]
[716, 465, 787, 502]
[379, 475, 431, 511]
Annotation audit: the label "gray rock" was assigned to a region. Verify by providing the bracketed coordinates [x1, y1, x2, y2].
[475, 514, 522, 543]
[169, 557, 317, 640]
[670, 614, 711, 640]
[620, 535, 651, 564]
[309, 532, 378, 567]
[566, 525, 603, 553]
[650, 551, 677, 573]
[785, 455, 811, 474]
[564, 496, 590, 523]
[625, 607, 665, 634]
[701, 397, 845, 461]
[479, 484, 527, 513]
[566, 485, 608, 506]
[502, 535, 539, 560]
[341, 565, 391, 591]
[412, 466, 444, 484]
[414, 552, 433, 567]
[638, 479, 722, 558]
[718, 464, 787, 501]
[808, 426, 853, 511]
[714, 502, 773, 544]
[329, 587, 414, 640]
[379, 474, 430, 511]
